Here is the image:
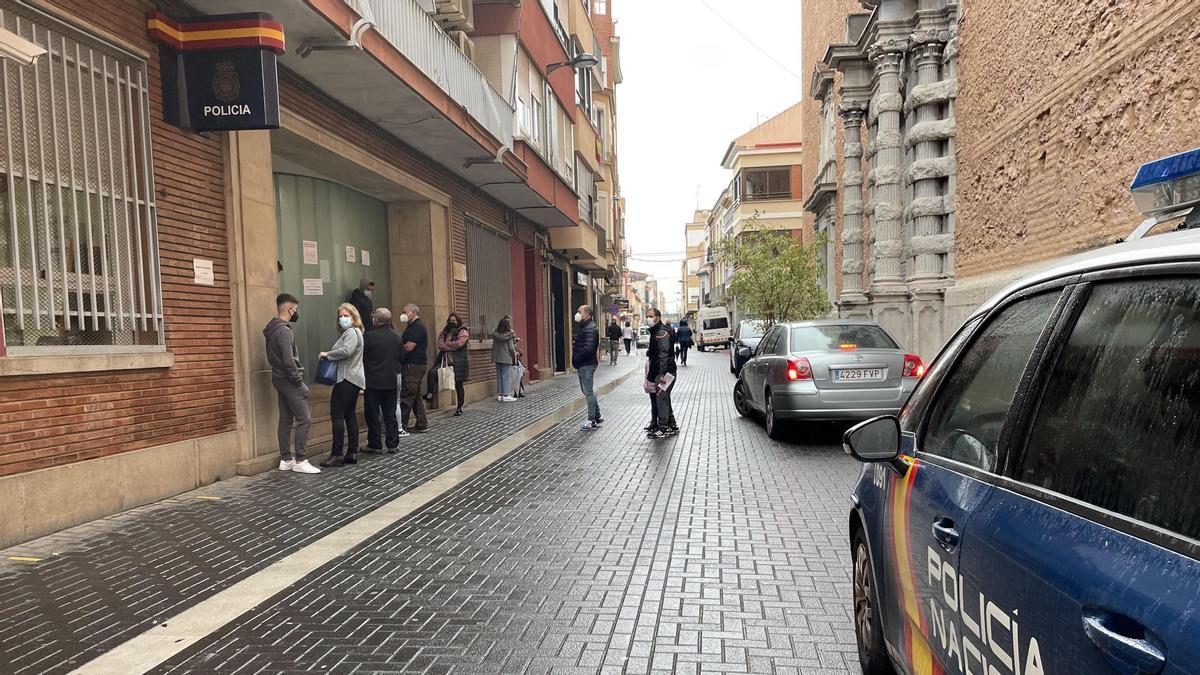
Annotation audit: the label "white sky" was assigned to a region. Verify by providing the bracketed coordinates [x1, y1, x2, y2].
[615, 0, 804, 313]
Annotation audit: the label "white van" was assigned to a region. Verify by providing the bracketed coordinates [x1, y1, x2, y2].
[695, 307, 731, 351]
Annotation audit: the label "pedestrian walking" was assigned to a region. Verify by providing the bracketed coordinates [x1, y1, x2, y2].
[491, 317, 519, 402]
[645, 308, 678, 439]
[362, 308, 404, 454]
[622, 320, 634, 354]
[398, 303, 430, 433]
[675, 319, 694, 366]
[264, 293, 321, 474]
[319, 304, 365, 466]
[574, 305, 602, 430]
[436, 312, 470, 416]
[348, 277, 374, 328]
[606, 318, 622, 365]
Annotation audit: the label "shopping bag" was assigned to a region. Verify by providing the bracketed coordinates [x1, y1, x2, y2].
[512, 362, 526, 396]
[315, 358, 338, 386]
[438, 354, 456, 392]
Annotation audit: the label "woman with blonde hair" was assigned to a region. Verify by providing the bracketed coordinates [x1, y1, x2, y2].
[319, 303, 365, 467]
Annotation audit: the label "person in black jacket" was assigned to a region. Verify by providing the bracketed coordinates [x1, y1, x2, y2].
[348, 278, 375, 329]
[573, 305, 602, 430]
[362, 308, 405, 453]
[605, 319, 622, 365]
[646, 308, 678, 438]
[675, 319, 694, 365]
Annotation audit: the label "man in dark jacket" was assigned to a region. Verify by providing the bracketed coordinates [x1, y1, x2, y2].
[606, 319, 622, 365]
[675, 320, 694, 365]
[363, 308, 405, 453]
[348, 277, 375, 329]
[573, 305, 602, 430]
[646, 308, 678, 439]
[263, 293, 321, 474]
[398, 303, 430, 432]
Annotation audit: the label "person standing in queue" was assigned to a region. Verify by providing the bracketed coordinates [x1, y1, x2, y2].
[319, 304, 365, 466]
[574, 305, 602, 430]
[491, 317, 519, 402]
[397, 303, 430, 433]
[645, 308, 678, 439]
[362, 308, 404, 455]
[622, 320, 634, 354]
[675, 319, 694, 366]
[437, 312, 471, 416]
[606, 318, 622, 365]
[264, 293, 320, 474]
[348, 278, 374, 329]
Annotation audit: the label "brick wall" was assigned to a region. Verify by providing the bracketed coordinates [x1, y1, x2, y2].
[956, 0, 1200, 278]
[0, 0, 235, 477]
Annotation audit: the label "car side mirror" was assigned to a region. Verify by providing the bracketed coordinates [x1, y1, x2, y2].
[843, 416, 901, 462]
[738, 347, 752, 358]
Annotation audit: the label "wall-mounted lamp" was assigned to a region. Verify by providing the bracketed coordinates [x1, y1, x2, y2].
[546, 52, 599, 74]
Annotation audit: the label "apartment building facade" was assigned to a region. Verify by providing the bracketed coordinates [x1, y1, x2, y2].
[680, 209, 708, 316]
[0, 0, 626, 546]
[801, 0, 1200, 358]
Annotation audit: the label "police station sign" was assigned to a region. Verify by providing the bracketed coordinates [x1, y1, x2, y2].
[148, 12, 283, 132]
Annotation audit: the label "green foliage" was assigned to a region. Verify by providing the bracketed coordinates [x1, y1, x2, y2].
[713, 215, 831, 326]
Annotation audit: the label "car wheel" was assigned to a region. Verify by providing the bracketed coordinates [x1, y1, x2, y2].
[853, 529, 895, 675]
[765, 389, 785, 439]
[733, 380, 750, 417]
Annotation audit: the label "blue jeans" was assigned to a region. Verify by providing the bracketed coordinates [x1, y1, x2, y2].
[496, 363, 511, 397]
[577, 365, 599, 421]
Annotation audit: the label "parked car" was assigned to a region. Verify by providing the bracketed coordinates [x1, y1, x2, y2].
[636, 324, 650, 348]
[842, 227, 1200, 675]
[695, 306, 731, 351]
[729, 319, 766, 375]
[732, 319, 922, 439]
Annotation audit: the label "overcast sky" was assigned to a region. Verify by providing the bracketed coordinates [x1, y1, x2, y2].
[615, 0, 804, 312]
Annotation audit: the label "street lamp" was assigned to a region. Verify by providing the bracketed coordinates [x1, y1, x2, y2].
[546, 52, 599, 74]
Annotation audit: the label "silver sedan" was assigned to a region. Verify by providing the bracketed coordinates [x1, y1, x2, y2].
[732, 319, 924, 438]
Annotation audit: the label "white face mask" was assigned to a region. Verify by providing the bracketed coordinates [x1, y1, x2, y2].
[574, 312, 583, 323]
[399, 313, 410, 323]
[645, 317, 655, 326]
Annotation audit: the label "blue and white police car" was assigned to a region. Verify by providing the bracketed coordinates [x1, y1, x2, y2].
[843, 149, 1200, 675]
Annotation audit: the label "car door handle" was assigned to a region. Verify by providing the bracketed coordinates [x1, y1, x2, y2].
[931, 517, 960, 552]
[1081, 609, 1166, 675]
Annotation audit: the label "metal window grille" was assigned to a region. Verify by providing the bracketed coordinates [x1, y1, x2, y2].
[465, 217, 512, 340]
[0, 2, 162, 350]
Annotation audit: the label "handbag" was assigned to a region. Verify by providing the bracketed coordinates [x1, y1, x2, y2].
[437, 353, 456, 392]
[512, 362, 525, 395]
[315, 357, 338, 386]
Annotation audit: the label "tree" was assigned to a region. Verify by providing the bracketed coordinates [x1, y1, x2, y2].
[713, 215, 831, 326]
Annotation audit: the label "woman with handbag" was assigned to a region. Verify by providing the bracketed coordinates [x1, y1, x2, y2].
[491, 316, 519, 402]
[318, 303, 365, 467]
[436, 313, 471, 416]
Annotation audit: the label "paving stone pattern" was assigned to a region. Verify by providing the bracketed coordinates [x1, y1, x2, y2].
[0, 360, 640, 675]
[157, 351, 863, 674]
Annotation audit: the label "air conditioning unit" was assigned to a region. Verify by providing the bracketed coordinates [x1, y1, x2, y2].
[449, 30, 475, 63]
[435, 0, 474, 32]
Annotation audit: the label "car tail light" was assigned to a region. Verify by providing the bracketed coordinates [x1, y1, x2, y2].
[902, 354, 926, 378]
[787, 357, 813, 381]
[838, 343, 857, 351]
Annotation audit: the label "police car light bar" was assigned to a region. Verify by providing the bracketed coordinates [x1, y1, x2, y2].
[1130, 147, 1200, 217]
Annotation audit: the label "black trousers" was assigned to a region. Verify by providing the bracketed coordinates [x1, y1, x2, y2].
[623, 339, 632, 354]
[649, 377, 677, 429]
[329, 380, 361, 457]
[678, 344, 690, 364]
[364, 387, 400, 450]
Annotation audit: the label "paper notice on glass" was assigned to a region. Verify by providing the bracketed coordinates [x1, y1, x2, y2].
[345, 246, 356, 263]
[319, 260, 331, 283]
[303, 278, 323, 296]
[658, 373, 675, 391]
[192, 258, 214, 285]
[361, 250, 370, 266]
[302, 240, 318, 265]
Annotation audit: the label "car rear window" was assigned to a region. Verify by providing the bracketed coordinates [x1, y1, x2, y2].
[1017, 278, 1200, 540]
[738, 321, 765, 339]
[702, 317, 729, 330]
[790, 325, 898, 351]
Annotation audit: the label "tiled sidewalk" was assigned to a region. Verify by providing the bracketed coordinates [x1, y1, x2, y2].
[154, 351, 861, 674]
[0, 359, 640, 675]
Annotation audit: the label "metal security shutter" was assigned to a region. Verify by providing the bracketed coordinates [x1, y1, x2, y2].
[0, 2, 162, 349]
[465, 217, 511, 339]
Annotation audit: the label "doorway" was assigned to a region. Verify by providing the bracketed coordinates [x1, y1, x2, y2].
[550, 267, 567, 373]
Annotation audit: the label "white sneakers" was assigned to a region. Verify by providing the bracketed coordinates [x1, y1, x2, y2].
[280, 458, 321, 474]
[500, 395, 518, 402]
[580, 420, 598, 431]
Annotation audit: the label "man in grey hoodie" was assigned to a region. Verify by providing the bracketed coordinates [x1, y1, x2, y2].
[264, 293, 321, 474]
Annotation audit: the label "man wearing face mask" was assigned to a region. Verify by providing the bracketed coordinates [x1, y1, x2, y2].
[348, 277, 375, 330]
[645, 308, 678, 439]
[398, 303, 430, 433]
[263, 293, 321, 474]
[573, 305, 602, 430]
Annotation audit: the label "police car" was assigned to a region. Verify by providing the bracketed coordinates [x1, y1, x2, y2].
[843, 149, 1200, 675]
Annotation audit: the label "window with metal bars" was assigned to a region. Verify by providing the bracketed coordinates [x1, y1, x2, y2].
[0, 2, 162, 351]
[465, 217, 512, 341]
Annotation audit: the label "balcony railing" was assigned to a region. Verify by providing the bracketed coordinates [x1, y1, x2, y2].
[367, 0, 514, 146]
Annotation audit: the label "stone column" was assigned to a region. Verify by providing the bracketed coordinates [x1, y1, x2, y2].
[838, 104, 868, 309]
[867, 44, 906, 289]
[907, 32, 949, 282]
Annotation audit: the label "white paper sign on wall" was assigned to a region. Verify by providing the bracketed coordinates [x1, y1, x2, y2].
[303, 278, 323, 296]
[361, 250, 371, 267]
[345, 246, 356, 263]
[303, 240, 319, 265]
[193, 258, 214, 286]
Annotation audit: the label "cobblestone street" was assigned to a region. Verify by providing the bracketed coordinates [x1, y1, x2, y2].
[1, 351, 862, 674]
